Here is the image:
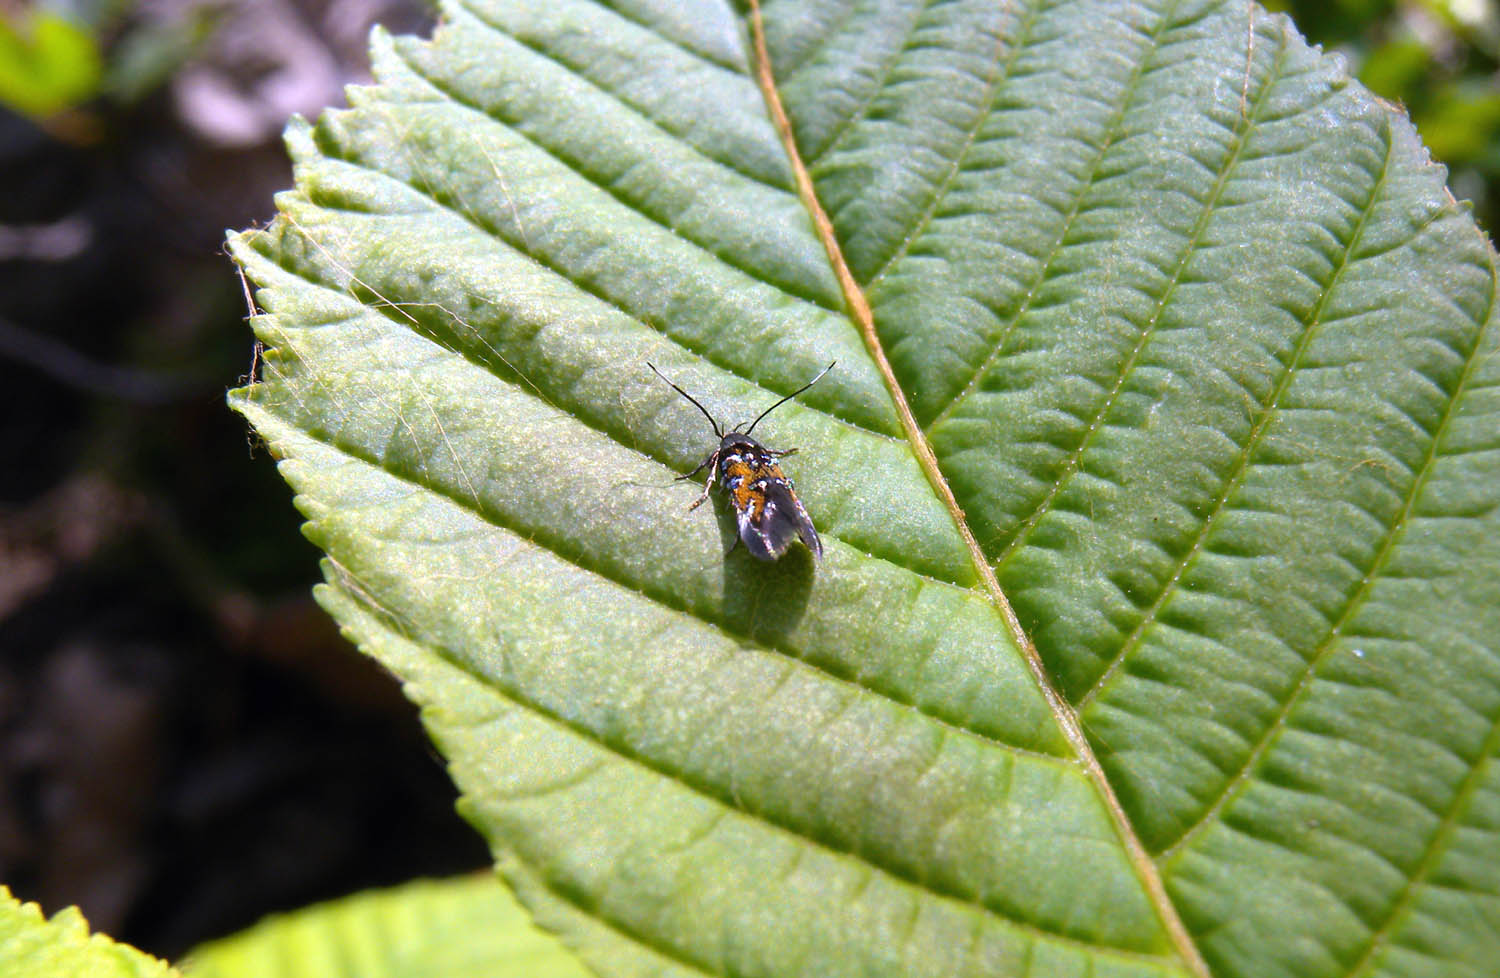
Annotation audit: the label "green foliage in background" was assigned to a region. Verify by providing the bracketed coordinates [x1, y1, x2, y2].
[221, 0, 1500, 976]
[1272, 0, 1500, 232]
[0, 886, 177, 978]
[182, 876, 592, 978]
[0, 6, 101, 118]
[0, 0, 222, 122]
[0, 876, 596, 978]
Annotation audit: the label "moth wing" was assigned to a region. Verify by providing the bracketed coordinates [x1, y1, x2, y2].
[789, 490, 823, 559]
[741, 481, 820, 561]
[737, 508, 777, 561]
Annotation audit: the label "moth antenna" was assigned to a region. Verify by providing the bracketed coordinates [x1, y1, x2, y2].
[744, 361, 836, 436]
[647, 362, 723, 439]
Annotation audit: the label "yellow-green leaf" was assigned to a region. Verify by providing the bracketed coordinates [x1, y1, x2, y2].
[182, 876, 592, 978]
[0, 885, 177, 978]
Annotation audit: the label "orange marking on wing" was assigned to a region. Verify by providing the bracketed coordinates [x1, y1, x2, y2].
[733, 482, 762, 515]
[730, 461, 785, 521]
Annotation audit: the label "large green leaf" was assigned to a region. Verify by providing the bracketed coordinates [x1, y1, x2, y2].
[227, 1, 1500, 977]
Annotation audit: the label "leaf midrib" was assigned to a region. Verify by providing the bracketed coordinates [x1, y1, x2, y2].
[742, 1, 1212, 974]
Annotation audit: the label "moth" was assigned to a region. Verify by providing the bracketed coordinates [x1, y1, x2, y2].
[648, 362, 835, 561]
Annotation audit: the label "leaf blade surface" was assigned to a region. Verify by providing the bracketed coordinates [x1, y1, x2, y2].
[230, 1, 1500, 977]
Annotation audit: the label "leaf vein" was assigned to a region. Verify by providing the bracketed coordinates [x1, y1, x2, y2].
[1155, 220, 1499, 866]
[453, 0, 798, 199]
[1073, 113, 1397, 716]
[389, 28, 844, 315]
[1340, 701, 1497, 978]
[859, 0, 1043, 285]
[257, 365, 1066, 766]
[591, 0, 750, 75]
[500, 851, 723, 978]
[923, 0, 1184, 430]
[305, 146, 900, 445]
[776, 0, 863, 81]
[802, 0, 941, 165]
[991, 20, 1291, 569]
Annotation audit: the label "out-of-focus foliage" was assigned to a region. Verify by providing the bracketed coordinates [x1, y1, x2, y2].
[1271, 0, 1500, 232]
[182, 876, 592, 978]
[101, 4, 220, 105]
[0, 7, 102, 118]
[0, 886, 177, 978]
[0, 0, 218, 134]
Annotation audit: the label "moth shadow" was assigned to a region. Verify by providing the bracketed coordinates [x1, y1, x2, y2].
[713, 505, 814, 647]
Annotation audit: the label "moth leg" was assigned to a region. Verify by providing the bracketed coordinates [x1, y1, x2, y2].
[686, 469, 715, 512]
[675, 453, 715, 482]
[769, 447, 799, 457]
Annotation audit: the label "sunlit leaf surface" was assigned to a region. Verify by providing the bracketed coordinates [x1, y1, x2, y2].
[229, 1, 1500, 976]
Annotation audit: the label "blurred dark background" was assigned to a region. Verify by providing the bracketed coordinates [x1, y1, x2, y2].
[0, 0, 491, 961]
[0, 0, 1495, 964]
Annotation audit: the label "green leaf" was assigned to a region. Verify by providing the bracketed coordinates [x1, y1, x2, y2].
[228, 1, 1500, 977]
[0, 885, 177, 978]
[181, 875, 592, 978]
[0, 8, 102, 118]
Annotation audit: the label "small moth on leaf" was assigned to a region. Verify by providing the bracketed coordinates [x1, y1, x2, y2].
[648, 362, 834, 561]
